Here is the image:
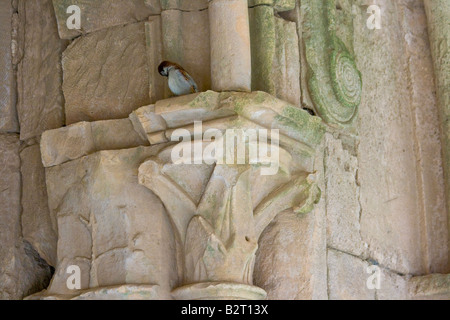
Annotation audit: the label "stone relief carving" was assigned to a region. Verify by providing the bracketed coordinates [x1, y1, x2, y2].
[37, 91, 325, 299]
[139, 145, 320, 299]
[303, 0, 362, 128]
[135, 91, 323, 299]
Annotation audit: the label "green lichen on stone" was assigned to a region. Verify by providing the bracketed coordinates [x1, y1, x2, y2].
[248, 0, 273, 7]
[302, 0, 362, 128]
[188, 91, 221, 110]
[273, 0, 296, 12]
[222, 91, 275, 115]
[276, 105, 325, 147]
[329, 49, 362, 109]
[248, 0, 296, 12]
[249, 5, 276, 95]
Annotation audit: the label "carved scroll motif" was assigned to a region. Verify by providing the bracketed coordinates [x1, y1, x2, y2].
[303, 0, 362, 127]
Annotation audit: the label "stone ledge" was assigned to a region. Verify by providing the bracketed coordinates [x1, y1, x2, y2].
[41, 91, 325, 168]
[26, 284, 161, 300]
[41, 119, 148, 168]
[409, 274, 450, 300]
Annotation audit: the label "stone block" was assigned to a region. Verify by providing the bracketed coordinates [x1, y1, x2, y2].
[327, 249, 375, 300]
[409, 274, 450, 300]
[0, 0, 19, 133]
[423, 0, 450, 267]
[398, 0, 448, 273]
[249, 6, 301, 106]
[41, 119, 148, 168]
[376, 268, 408, 300]
[146, 16, 165, 104]
[63, 22, 150, 125]
[353, 0, 428, 275]
[20, 144, 57, 266]
[159, 0, 208, 11]
[41, 122, 95, 168]
[45, 146, 177, 298]
[254, 208, 327, 299]
[0, 134, 53, 299]
[324, 133, 367, 257]
[160, 9, 211, 96]
[17, 0, 66, 140]
[52, 0, 160, 39]
[248, 0, 295, 12]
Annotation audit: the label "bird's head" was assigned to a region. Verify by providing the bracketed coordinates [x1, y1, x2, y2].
[158, 61, 177, 77]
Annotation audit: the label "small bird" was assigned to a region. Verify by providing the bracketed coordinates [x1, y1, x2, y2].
[158, 61, 199, 96]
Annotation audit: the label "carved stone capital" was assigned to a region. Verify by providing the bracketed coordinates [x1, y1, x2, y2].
[136, 91, 324, 299]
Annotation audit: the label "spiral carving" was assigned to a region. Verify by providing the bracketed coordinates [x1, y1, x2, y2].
[331, 50, 362, 107]
[303, 0, 362, 127]
[328, 50, 362, 122]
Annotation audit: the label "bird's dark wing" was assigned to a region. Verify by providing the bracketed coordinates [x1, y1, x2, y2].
[179, 69, 199, 93]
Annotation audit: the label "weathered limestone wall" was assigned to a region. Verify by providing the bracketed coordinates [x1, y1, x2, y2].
[63, 22, 150, 124]
[43, 146, 177, 298]
[0, 0, 449, 300]
[0, 0, 18, 132]
[0, 0, 63, 299]
[423, 0, 450, 264]
[317, 0, 448, 300]
[354, 0, 448, 275]
[16, 0, 67, 141]
[0, 135, 53, 299]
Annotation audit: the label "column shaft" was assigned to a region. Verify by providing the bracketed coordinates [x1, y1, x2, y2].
[209, 0, 252, 92]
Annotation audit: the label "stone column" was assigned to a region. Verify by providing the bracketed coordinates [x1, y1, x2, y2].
[208, 0, 252, 92]
[423, 0, 450, 243]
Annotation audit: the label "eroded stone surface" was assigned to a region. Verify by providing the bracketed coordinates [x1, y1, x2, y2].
[161, 9, 211, 96]
[354, 0, 429, 275]
[327, 249, 375, 300]
[209, 0, 252, 92]
[45, 147, 176, 298]
[63, 22, 150, 124]
[158, 0, 208, 11]
[376, 269, 408, 300]
[255, 208, 327, 300]
[139, 139, 322, 297]
[26, 284, 160, 300]
[409, 274, 450, 300]
[44, 91, 324, 169]
[324, 133, 366, 257]
[248, 0, 295, 12]
[21, 144, 57, 267]
[41, 119, 148, 168]
[249, 6, 301, 107]
[399, 0, 448, 273]
[41, 122, 95, 168]
[0, 134, 22, 298]
[423, 0, 450, 264]
[0, 134, 53, 299]
[17, 0, 66, 140]
[146, 16, 165, 104]
[0, 0, 19, 133]
[52, 0, 160, 39]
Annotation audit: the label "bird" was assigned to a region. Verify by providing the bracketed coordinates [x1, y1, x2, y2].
[158, 61, 199, 96]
